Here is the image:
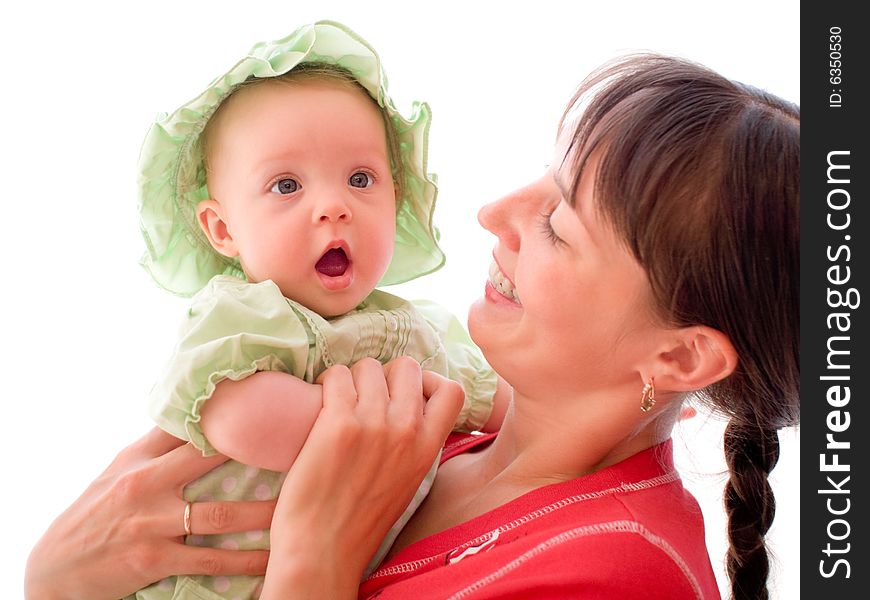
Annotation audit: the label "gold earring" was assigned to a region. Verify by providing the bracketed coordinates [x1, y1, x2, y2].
[640, 378, 656, 412]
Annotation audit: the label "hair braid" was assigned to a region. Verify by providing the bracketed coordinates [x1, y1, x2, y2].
[723, 421, 780, 600]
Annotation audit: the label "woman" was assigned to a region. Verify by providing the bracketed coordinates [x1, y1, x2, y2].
[26, 54, 799, 599]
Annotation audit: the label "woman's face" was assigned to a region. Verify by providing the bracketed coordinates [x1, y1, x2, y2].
[467, 141, 666, 402]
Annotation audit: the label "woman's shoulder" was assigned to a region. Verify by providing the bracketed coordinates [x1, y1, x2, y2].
[364, 439, 720, 599]
[498, 513, 720, 599]
[364, 508, 719, 599]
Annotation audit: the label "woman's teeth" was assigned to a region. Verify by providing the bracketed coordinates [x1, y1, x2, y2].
[488, 261, 521, 304]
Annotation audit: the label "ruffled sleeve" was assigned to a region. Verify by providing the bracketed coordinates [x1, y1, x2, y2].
[411, 300, 496, 432]
[148, 276, 313, 455]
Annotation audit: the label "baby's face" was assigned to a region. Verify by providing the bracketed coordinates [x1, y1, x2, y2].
[205, 79, 396, 317]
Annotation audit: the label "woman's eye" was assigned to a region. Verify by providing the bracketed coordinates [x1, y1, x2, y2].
[348, 172, 373, 189]
[538, 210, 566, 247]
[271, 178, 299, 194]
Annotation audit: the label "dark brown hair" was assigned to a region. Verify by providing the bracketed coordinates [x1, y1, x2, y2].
[560, 54, 799, 599]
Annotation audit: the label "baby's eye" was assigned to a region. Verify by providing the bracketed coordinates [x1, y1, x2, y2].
[348, 172, 373, 189]
[271, 178, 299, 194]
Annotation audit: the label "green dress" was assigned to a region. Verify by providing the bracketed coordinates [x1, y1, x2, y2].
[129, 276, 496, 600]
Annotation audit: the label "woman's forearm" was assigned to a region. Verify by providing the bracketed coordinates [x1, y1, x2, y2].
[200, 371, 323, 472]
[260, 550, 360, 600]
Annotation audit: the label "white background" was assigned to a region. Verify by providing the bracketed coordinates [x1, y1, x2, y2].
[1, 1, 799, 597]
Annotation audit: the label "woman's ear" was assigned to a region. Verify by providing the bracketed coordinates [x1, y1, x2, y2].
[648, 326, 738, 392]
[196, 199, 238, 257]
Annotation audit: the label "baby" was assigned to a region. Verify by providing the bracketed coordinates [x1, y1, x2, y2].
[129, 21, 508, 600]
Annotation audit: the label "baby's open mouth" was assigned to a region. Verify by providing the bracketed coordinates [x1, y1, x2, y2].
[315, 247, 350, 277]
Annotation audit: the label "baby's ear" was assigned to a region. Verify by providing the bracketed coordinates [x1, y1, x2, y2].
[196, 199, 238, 257]
[648, 326, 738, 393]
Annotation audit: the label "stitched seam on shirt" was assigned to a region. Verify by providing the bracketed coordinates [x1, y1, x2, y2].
[366, 470, 680, 579]
[286, 302, 323, 376]
[397, 308, 411, 358]
[416, 315, 447, 369]
[443, 436, 482, 455]
[370, 311, 387, 362]
[444, 520, 703, 600]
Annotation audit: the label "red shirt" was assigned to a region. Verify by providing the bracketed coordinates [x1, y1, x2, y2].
[359, 433, 720, 599]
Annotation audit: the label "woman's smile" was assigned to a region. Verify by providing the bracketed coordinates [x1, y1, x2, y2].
[486, 260, 521, 305]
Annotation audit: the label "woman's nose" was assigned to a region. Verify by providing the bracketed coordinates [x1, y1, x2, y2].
[477, 188, 531, 252]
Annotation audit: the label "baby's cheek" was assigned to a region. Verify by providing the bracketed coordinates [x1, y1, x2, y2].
[371, 238, 396, 276]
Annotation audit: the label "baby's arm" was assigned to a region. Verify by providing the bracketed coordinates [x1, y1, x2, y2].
[199, 372, 322, 472]
[150, 278, 329, 472]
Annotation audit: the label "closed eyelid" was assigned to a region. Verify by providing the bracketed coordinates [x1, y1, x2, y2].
[538, 210, 567, 247]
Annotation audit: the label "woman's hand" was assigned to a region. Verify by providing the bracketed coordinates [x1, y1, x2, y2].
[260, 357, 464, 600]
[25, 427, 274, 600]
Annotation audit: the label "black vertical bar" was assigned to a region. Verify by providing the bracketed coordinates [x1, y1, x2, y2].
[801, 2, 868, 597]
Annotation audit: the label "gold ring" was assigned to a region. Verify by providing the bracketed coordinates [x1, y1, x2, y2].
[183, 502, 193, 536]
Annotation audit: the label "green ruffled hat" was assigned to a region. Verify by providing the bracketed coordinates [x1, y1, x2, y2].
[137, 20, 443, 297]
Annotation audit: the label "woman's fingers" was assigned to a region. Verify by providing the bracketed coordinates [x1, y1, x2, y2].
[186, 500, 277, 536]
[421, 371, 465, 443]
[134, 426, 189, 457]
[351, 358, 390, 416]
[318, 364, 357, 410]
[104, 427, 185, 474]
[383, 356, 423, 395]
[384, 357, 425, 424]
[169, 546, 270, 579]
[119, 435, 276, 538]
[157, 441, 231, 488]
